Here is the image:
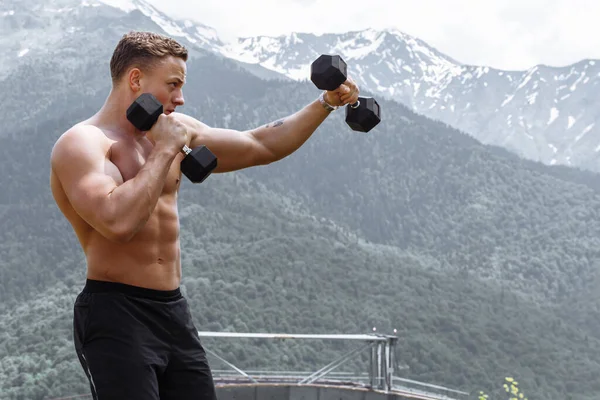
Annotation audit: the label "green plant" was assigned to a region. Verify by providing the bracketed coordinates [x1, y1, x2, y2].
[504, 377, 528, 400]
[477, 377, 529, 400]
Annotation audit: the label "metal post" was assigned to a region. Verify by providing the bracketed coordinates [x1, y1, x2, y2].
[370, 342, 377, 388]
[385, 339, 394, 391]
[377, 342, 383, 389]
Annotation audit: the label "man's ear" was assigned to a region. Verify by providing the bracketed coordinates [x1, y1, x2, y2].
[127, 67, 143, 93]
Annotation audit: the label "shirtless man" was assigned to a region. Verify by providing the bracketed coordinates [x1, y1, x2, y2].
[49, 31, 359, 399]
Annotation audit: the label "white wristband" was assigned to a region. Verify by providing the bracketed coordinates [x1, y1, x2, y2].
[318, 91, 338, 112]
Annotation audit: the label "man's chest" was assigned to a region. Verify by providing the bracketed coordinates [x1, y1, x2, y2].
[109, 141, 182, 193]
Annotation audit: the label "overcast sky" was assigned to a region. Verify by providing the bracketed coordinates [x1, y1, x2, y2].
[144, 0, 597, 71]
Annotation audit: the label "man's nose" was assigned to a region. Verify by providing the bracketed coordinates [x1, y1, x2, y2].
[174, 92, 185, 107]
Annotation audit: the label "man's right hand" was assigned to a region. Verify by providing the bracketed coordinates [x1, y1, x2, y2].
[146, 114, 188, 153]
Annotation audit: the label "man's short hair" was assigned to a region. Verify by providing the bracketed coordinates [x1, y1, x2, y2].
[110, 31, 188, 84]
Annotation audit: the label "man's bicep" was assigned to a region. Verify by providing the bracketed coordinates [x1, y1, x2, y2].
[51, 129, 120, 230]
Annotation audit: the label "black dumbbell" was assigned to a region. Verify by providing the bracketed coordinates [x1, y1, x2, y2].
[310, 54, 381, 133]
[126, 93, 217, 184]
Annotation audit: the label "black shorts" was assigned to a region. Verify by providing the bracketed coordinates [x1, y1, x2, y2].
[73, 279, 217, 400]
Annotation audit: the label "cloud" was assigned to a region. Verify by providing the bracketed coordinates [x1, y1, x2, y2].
[146, 0, 599, 70]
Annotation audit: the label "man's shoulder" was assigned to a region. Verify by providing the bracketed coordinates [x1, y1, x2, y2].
[51, 122, 109, 165]
[63, 120, 107, 139]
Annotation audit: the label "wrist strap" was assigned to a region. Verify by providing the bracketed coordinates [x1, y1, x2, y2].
[318, 92, 338, 112]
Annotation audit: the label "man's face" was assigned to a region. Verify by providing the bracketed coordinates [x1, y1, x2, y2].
[141, 56, 187, 114]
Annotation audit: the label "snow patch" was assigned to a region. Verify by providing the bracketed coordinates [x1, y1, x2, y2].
[425, 86, 441, 99]
[45, 7, 75, 12]
[526, 92, 538, 105]
[97, 0, 137, 12]
[475, 66, 489, 78]
[222, 36, 280, 64]
[413, 82, 421, 95]
[333, 31, 385, 59]
[576, 123, 595, 142]
[548, 144, 558, 154]
[548, 108, 559, 125]
[501, 94, 514, 107]
[517, 68, 536, 90]
[285, 32, 304, 46]
[404, 36, 461, 82]
[18, 49, 29, 57]
[570, 72, 585, 91]
[194, 24, 220, 42]
[81, 0, 101, 7]
[282, 65, 309, 81]
[2, 10, 15, 16]
[567, 116, 576, 129]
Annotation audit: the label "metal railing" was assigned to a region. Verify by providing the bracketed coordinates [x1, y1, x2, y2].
[198, 331, 470, 400]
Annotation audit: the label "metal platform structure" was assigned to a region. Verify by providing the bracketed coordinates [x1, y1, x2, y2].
[198, 331, 470, 400]
[44, 331, 470, 400]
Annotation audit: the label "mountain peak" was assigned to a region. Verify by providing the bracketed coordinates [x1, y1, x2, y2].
[216, 27, 462, 83]
[95, 0, 224, 48]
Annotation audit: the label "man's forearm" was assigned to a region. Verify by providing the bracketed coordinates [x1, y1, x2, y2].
[105, 146, 178, 241]
[249, 97, 332, 162]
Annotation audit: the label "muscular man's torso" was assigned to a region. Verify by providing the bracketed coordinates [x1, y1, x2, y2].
[50, 119, 185, 291]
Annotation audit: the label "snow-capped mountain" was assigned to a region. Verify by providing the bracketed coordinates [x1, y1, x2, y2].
[0, 0, 222, 78]
[2, 0, 599, 171]
[217, 29, 600, 172]
[0, 0, 285, 131]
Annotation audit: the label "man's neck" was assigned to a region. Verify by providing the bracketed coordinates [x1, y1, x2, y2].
[95, 88, 144, 139]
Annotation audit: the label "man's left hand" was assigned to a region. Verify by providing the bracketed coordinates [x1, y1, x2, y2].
[323, 77, 360, 107]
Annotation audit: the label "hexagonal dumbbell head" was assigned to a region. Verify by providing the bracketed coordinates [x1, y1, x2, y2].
[181, 145, 218, 184]
[310, 54, 348, 91]
[345, 97, 381, 133]
[126, 93, 163, 131]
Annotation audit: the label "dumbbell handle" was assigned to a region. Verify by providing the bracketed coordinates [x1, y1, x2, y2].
[321, 92, 360, 111]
